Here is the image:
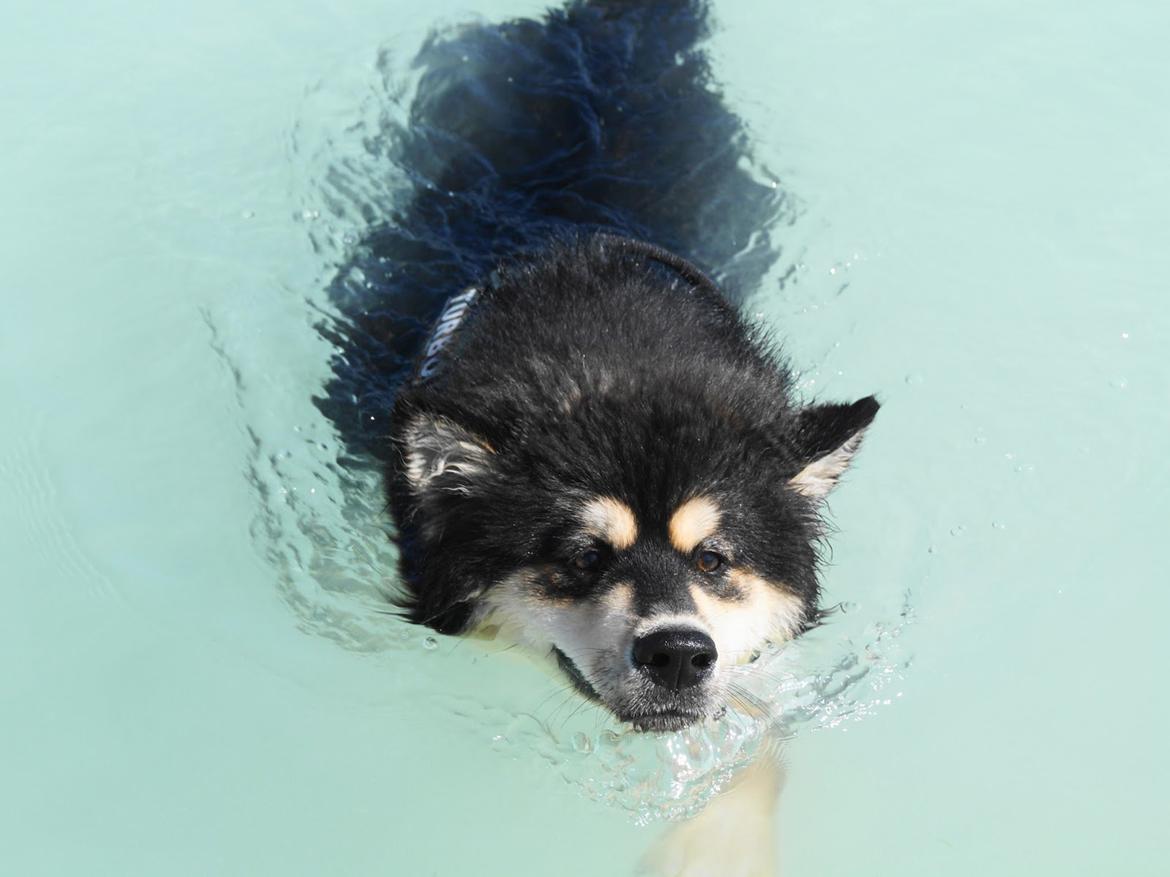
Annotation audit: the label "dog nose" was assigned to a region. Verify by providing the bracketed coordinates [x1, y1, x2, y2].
[632, 628, 717, 690]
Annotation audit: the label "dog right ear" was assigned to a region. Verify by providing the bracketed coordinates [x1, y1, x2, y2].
[786, 395, 879, 500]
[401, 413, 495, 499]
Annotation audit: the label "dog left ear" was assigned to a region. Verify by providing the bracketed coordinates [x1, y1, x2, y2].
[401, 412, 495, 499]
[787, 395, 879, 499]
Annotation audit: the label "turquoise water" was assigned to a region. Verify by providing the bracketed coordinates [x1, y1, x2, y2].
[3, 0, 1167, 874]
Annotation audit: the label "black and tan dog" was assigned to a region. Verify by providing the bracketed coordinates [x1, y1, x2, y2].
[321, 0, 878, 734]
[390, 237, 877, 731]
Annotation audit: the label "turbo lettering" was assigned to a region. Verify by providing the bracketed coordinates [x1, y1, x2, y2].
[425, 334, 452, 358]
[416, 287, 479, 382]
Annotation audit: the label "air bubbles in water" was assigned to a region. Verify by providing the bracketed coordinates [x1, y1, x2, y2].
[571, 732, 592, 754]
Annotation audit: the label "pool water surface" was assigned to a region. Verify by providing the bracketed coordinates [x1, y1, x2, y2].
[2, 0, 1167, 874]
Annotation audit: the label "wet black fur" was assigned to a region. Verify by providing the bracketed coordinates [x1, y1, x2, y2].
[314, 0, 878, 634]
[391, 240, 877, 632]
[316, 0, 787, 460]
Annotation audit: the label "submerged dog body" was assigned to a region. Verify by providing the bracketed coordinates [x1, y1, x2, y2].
[321, 0, 878, 731]
[389, 237, 877, 729]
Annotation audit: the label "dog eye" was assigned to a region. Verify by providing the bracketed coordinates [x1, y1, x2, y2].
[574, 548, 603, 572]
[695, 550, 724, 573]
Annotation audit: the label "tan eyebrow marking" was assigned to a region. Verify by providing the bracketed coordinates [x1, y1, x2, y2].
[581, 496, 638, 550]
[668, 496, 722, 554]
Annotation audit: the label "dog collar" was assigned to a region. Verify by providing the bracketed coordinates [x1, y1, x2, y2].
[416, 286, 479, 381]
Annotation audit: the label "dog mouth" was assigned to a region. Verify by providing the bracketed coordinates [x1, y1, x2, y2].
[620, 709, 706, 732]
[552, 647, 713, 732]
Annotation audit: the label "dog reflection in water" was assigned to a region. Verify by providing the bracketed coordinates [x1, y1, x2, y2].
[642, 744, 787, 877]
[321, 1, 877, 873]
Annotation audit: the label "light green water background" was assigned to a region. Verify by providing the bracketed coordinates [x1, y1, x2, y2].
[2, 0, 1167, 874]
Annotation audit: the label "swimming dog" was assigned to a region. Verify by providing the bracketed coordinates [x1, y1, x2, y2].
[319, 0, 878, 733]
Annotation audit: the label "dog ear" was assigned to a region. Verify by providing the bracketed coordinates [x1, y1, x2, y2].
[401, 413, 495, 499]
[787, 396, 879, 499]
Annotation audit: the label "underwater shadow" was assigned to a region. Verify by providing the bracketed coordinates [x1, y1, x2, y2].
[313, 0, 793, 465]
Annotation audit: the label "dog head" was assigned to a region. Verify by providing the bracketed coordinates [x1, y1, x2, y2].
[393, 386, 877, 731]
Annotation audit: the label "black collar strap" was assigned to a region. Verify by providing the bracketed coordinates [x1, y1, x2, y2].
[415, 286, 479, 381]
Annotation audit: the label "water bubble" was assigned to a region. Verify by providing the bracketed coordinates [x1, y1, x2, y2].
[422, 636, 438, 651]
[597, 730, 623, 750]
[904, 372, 924, 386]
[1110, 377, 1129, 390]
[571, 732, 593, 754]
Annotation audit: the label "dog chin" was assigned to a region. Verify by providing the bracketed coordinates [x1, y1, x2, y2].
[621, 709, 708, 733]
[553, 648, 720, 733]
[607, 678, 720, 732]
[616, 690, 721, 732]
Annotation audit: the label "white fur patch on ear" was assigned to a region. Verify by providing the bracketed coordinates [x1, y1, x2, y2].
[788, 429, 867, 499]
[402, 414, 493, 494]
